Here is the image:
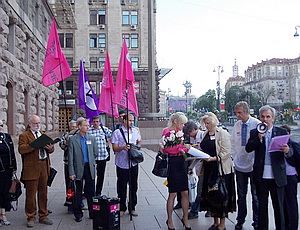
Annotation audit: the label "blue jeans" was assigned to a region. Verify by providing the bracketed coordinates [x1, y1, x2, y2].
[235, 169, 258, 226]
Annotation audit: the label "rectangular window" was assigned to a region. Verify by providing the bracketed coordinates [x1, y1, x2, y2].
[90, 57, 97, 68]
[98, 34, 106, 48]
[122, 11, 129, 24]
[123, 34, 130, 47]
[90, 82, 97, 94]
[90, 10, 97, 25]
[65, 33, 73, 48]
[98, 10, 106, 25]
[66, 81, 73, 94]
[99, 57, 105, 69]
[90, 34, 97, 48]
[131, 34, 138, 48]
[131, 11, 138, 25]
[131, 57, 138, 69]
[66, 57, 73, 68]
[58, 33, 64, 47]
[8, 23, 15, 54]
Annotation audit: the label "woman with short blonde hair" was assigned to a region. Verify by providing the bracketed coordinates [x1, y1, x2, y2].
[199, 112, 236, 230]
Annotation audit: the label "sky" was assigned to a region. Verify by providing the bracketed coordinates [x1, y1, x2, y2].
[156, 0, 300, 97]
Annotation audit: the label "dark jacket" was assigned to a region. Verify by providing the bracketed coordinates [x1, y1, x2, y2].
[0, 132, 17, 172]
[245, 126, 290, 187]
[286, 139, 300, 182]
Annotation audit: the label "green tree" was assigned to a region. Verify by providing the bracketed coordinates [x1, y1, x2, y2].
[195, 89, 216, 112]
[283, 102, 297, 110]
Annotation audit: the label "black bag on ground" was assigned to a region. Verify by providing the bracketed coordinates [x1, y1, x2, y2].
[47, 167, 57, 187]
[207, 157, 228, 203]
[152, 151, 168, 178]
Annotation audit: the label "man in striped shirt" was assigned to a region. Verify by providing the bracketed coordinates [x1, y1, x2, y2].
[89, 116, 112, 196]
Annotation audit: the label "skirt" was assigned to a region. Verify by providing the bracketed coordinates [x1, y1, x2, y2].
[200, 172, 236, 218]
[167, 156, 188, 193]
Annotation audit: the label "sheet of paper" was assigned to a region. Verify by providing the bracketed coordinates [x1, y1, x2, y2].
[269, 134, 290, 152]
[188, 147, 210, 159]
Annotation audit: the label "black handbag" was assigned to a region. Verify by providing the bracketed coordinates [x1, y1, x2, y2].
[47, 167, 57, 187]
[65, 180, 77, 207]
[207, 157, 228, 203]
[9, 174, 22, 201]
[152, 151, 168, 177]
[119, 128, 144, 163]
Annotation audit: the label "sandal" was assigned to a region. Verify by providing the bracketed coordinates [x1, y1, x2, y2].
[0, 214, 11, 226]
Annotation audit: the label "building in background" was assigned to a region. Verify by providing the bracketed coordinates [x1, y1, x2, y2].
[0, 0, 59, 140]
[243, 58, 299, 109]
[49, 0, 159, 131]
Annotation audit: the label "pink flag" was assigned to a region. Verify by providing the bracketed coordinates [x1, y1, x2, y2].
[115, 39, 139, 117]
[98, 51, 119, 118]
[42, 19, 72, 86]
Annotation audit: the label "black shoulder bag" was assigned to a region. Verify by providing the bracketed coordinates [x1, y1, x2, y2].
[207, 156, 228, 203]
[152, 150, 168, 177]
[119, 128, 144, 163]
[100, 125, 111, 161]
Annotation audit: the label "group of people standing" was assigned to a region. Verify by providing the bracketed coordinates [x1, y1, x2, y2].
[0, 110, 142, 228]
[162, 102, 299, 230]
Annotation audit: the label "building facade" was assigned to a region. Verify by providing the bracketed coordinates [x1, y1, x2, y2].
[243, 58, 300, 108]
[49, 0, 159, 131]
[0, 0, 59, 140]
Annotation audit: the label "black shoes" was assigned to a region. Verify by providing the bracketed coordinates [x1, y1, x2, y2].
[235, 222, 243, 230]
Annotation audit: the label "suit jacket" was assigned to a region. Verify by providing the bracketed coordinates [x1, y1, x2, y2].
[245, 126, 289, 187]
[286, 139, 300, 182]
[68, 133, 98, 180]
[18, 130, 54, 181]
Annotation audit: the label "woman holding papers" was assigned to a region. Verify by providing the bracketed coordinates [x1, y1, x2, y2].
[0, 120, 17, 226]
[199, 112, 235, 230]
[160, 112, 191, 230]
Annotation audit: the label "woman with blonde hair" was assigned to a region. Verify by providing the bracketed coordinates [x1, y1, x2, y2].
[160, 112, 191, 230]
[199, 112, 235, 230]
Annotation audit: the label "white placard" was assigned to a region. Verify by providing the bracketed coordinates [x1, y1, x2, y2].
[188, 147, 210, 159]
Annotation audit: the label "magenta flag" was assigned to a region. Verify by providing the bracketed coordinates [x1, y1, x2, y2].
[115, 39, 139, 117]
[98, 51, 119, 118]
[42, 19, 72, 86]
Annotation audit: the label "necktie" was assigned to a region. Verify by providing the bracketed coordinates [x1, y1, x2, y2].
[35, 132, 45, 159]
[241, 123, 247, 146]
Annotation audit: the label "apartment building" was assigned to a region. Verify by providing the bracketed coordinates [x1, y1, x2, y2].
[0, 0, 58, 139]
[49, 0, 159, 131]
[243, 58, 300, 108]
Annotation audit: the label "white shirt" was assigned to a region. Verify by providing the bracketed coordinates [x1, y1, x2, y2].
[231, 116, 260, 172]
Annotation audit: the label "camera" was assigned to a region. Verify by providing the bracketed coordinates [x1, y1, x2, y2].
[257, 123, 268, 133]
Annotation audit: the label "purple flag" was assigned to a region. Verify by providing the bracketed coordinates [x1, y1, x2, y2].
[78, 60, 100, 121]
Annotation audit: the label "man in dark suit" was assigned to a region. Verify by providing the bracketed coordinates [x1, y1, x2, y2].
[68, 117, 98, 222]
[18, 115, 54, 228]
[246, 105, 291, 230]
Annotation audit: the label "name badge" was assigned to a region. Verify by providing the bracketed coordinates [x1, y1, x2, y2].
[210, 135, 215, 140]
[86, 140, 92, 145]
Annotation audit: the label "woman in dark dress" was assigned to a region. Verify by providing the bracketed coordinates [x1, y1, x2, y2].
[199, 113, 236, 230]
[0, 120, 17, 226]
[161, 112, 191, 230]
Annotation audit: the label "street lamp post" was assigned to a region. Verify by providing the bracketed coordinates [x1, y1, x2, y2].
[183, 80, 192, 114]
[213, 66, 224, 111]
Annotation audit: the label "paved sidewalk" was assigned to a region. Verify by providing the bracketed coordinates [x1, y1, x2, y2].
[4, 146, 299, 229]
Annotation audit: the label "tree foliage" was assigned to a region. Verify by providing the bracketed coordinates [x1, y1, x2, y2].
[195, 89, 216, 112]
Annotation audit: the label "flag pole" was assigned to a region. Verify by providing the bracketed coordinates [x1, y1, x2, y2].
[110, 90, 115, 129]
[54, 17, 70, 132]
[125, 83, 133, 221]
